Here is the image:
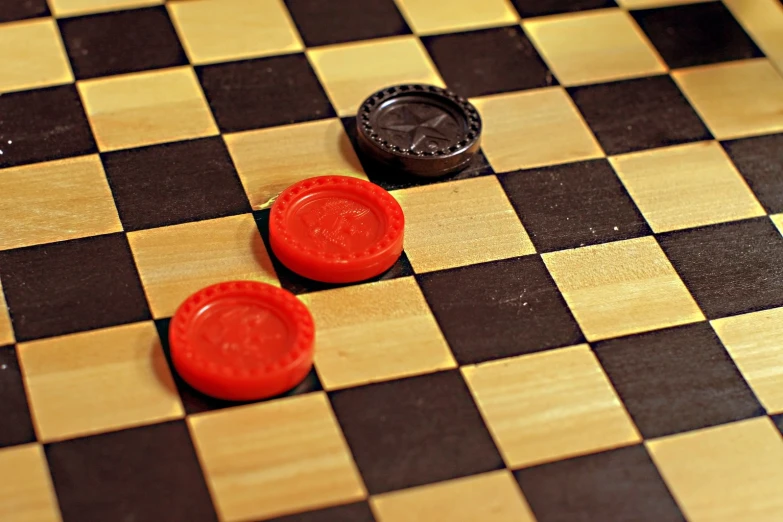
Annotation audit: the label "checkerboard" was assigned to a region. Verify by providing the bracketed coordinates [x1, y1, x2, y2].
[1, 0, 783, 521]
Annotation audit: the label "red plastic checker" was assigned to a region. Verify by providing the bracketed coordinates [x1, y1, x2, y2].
[168, 281, 315, 401]
[269, 175, 405, 283]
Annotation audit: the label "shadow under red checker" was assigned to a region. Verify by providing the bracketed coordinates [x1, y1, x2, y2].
[170, 175, 406, 402]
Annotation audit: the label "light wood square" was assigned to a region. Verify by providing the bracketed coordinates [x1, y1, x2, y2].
[224, 118, 366, 210]
[0, 155, 122, 251]
[395, 0, 519, 35]
[773, 214, 783, 236]
[127, 214, 279, 318]
[189, 392, 366, 522]
[472, 87, 604, 172]
[0, 18, 73, 94]
[17, 322, 184, 443]
[647, 417, 783, 522]
[673, 59, 783, 140]
[307, 36, 444, 116]
[48, 0, 162, 16]
[300, 277, 455, 391]
[78, 66, 218, 152]
[609, 141, 766, 233]
[542, 236, 704, 341]
[392, 176, 535, 273]
[724, 0, 783, 74]
[0, 444, 61, 522]
[168, 0, 303, 65]
[615, 0, 712, 8]
[0, 280, 15, 346]
[462, 345, 640, 468]
[524, 9, 666, 86]
[712, 307, 783, 414]
[371, 470, 535, 522]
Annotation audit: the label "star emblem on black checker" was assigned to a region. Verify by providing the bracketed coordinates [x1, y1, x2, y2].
[379, 105, 455, 151]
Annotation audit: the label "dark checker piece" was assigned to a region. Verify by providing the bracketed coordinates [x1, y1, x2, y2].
[355, 84, 482, 178]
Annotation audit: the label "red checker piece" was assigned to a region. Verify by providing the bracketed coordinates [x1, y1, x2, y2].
[269, 175, 405, 283]
[169, 281, 315, 401]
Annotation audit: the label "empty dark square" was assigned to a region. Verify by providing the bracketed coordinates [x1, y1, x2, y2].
[329, 370, 504, 494]
[46, 421, 217, 522]
[0, 346, 36, 448]
[155, 319, 322, 414]
[0, 234, 151, 342]
[0, 85, 96, 168]
[515, 445, 685, 522]
[58, 6, 187, 80]
[417, 256, 584, 365]
[0, 0, 49, 22]
[265, 502, 376, 522]
[499, 160, 650, 252]
[510, 0, 616, 17]
[594, 322, 764, 439]
[658, 217, 783, 319]
[774, 414, 783, 436]
[284, 0, 410, 47]
[102, 137, 251, 231]
[722, 133, 783, 214]
[422, 26, 555, 98]
[632, 2, 762, 69]
[198, 54, 335, 133]
[568, 75, 711, 155]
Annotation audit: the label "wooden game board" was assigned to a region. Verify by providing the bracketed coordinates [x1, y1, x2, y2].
[1, 0, 783, 521]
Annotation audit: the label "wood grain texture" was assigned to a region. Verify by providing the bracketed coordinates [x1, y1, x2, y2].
[472, 87, 604, 172]
[647, 417, 783, 522]
[0, 18, 72, 94]
[673, 58, 783, 140]
[542, 236, 705, 341]
[371, 470, 536, 522]
[0, 444, 61, 522]
[307, 35, 444, 116]
[300, 276, 455, 390]
[0, 280, 16, 346]
[394, 0, 518, 35]
[168, 0, 303, 65]
[77, 66, 218, 152]
[127, 214, 279, 318]
[48, 0, 162, 17]
[724, 0, 783, 73]
[392, 176, 535, 273]
[224, 118, 366, 210]
[462, 345, 641, 468]
[17, 321, 184, 442]
[524, 8, 666, 86]
[609, 141, 766, 233]
[188, 392, 366, 522]
[0, 155, 122, 251]
[712, 307, 783, 415]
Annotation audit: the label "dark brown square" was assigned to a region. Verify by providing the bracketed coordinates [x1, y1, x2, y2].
[657, 217, 783, 319]
[422, 26, 555, 99]
[499, 160, 651, 253]
[45, 421, 218, 522]
[632, 2, 762, 70]
[417, 256, 584, 365]
[265, 502, 376, 522]
[329, 370, 504, 494]
[197, 54, 335, 133]
[594, 322, 764, 439]
[510, 0, 616, 17]
[0, 85, 96, 168]
[722, 133, 783, 214]
[0, 234, 151, 342]
[57, 6, 187, 80]
[0, 0, 49, 23]
[283, 0, 410, 47]
[774, 414, 783, 436]
[568, 75, 712, 155]
[0, 346, 36, 448]
[514, 445, 685, 522]
[154, 319, 322, 415]
[102, 137, 251, 232]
